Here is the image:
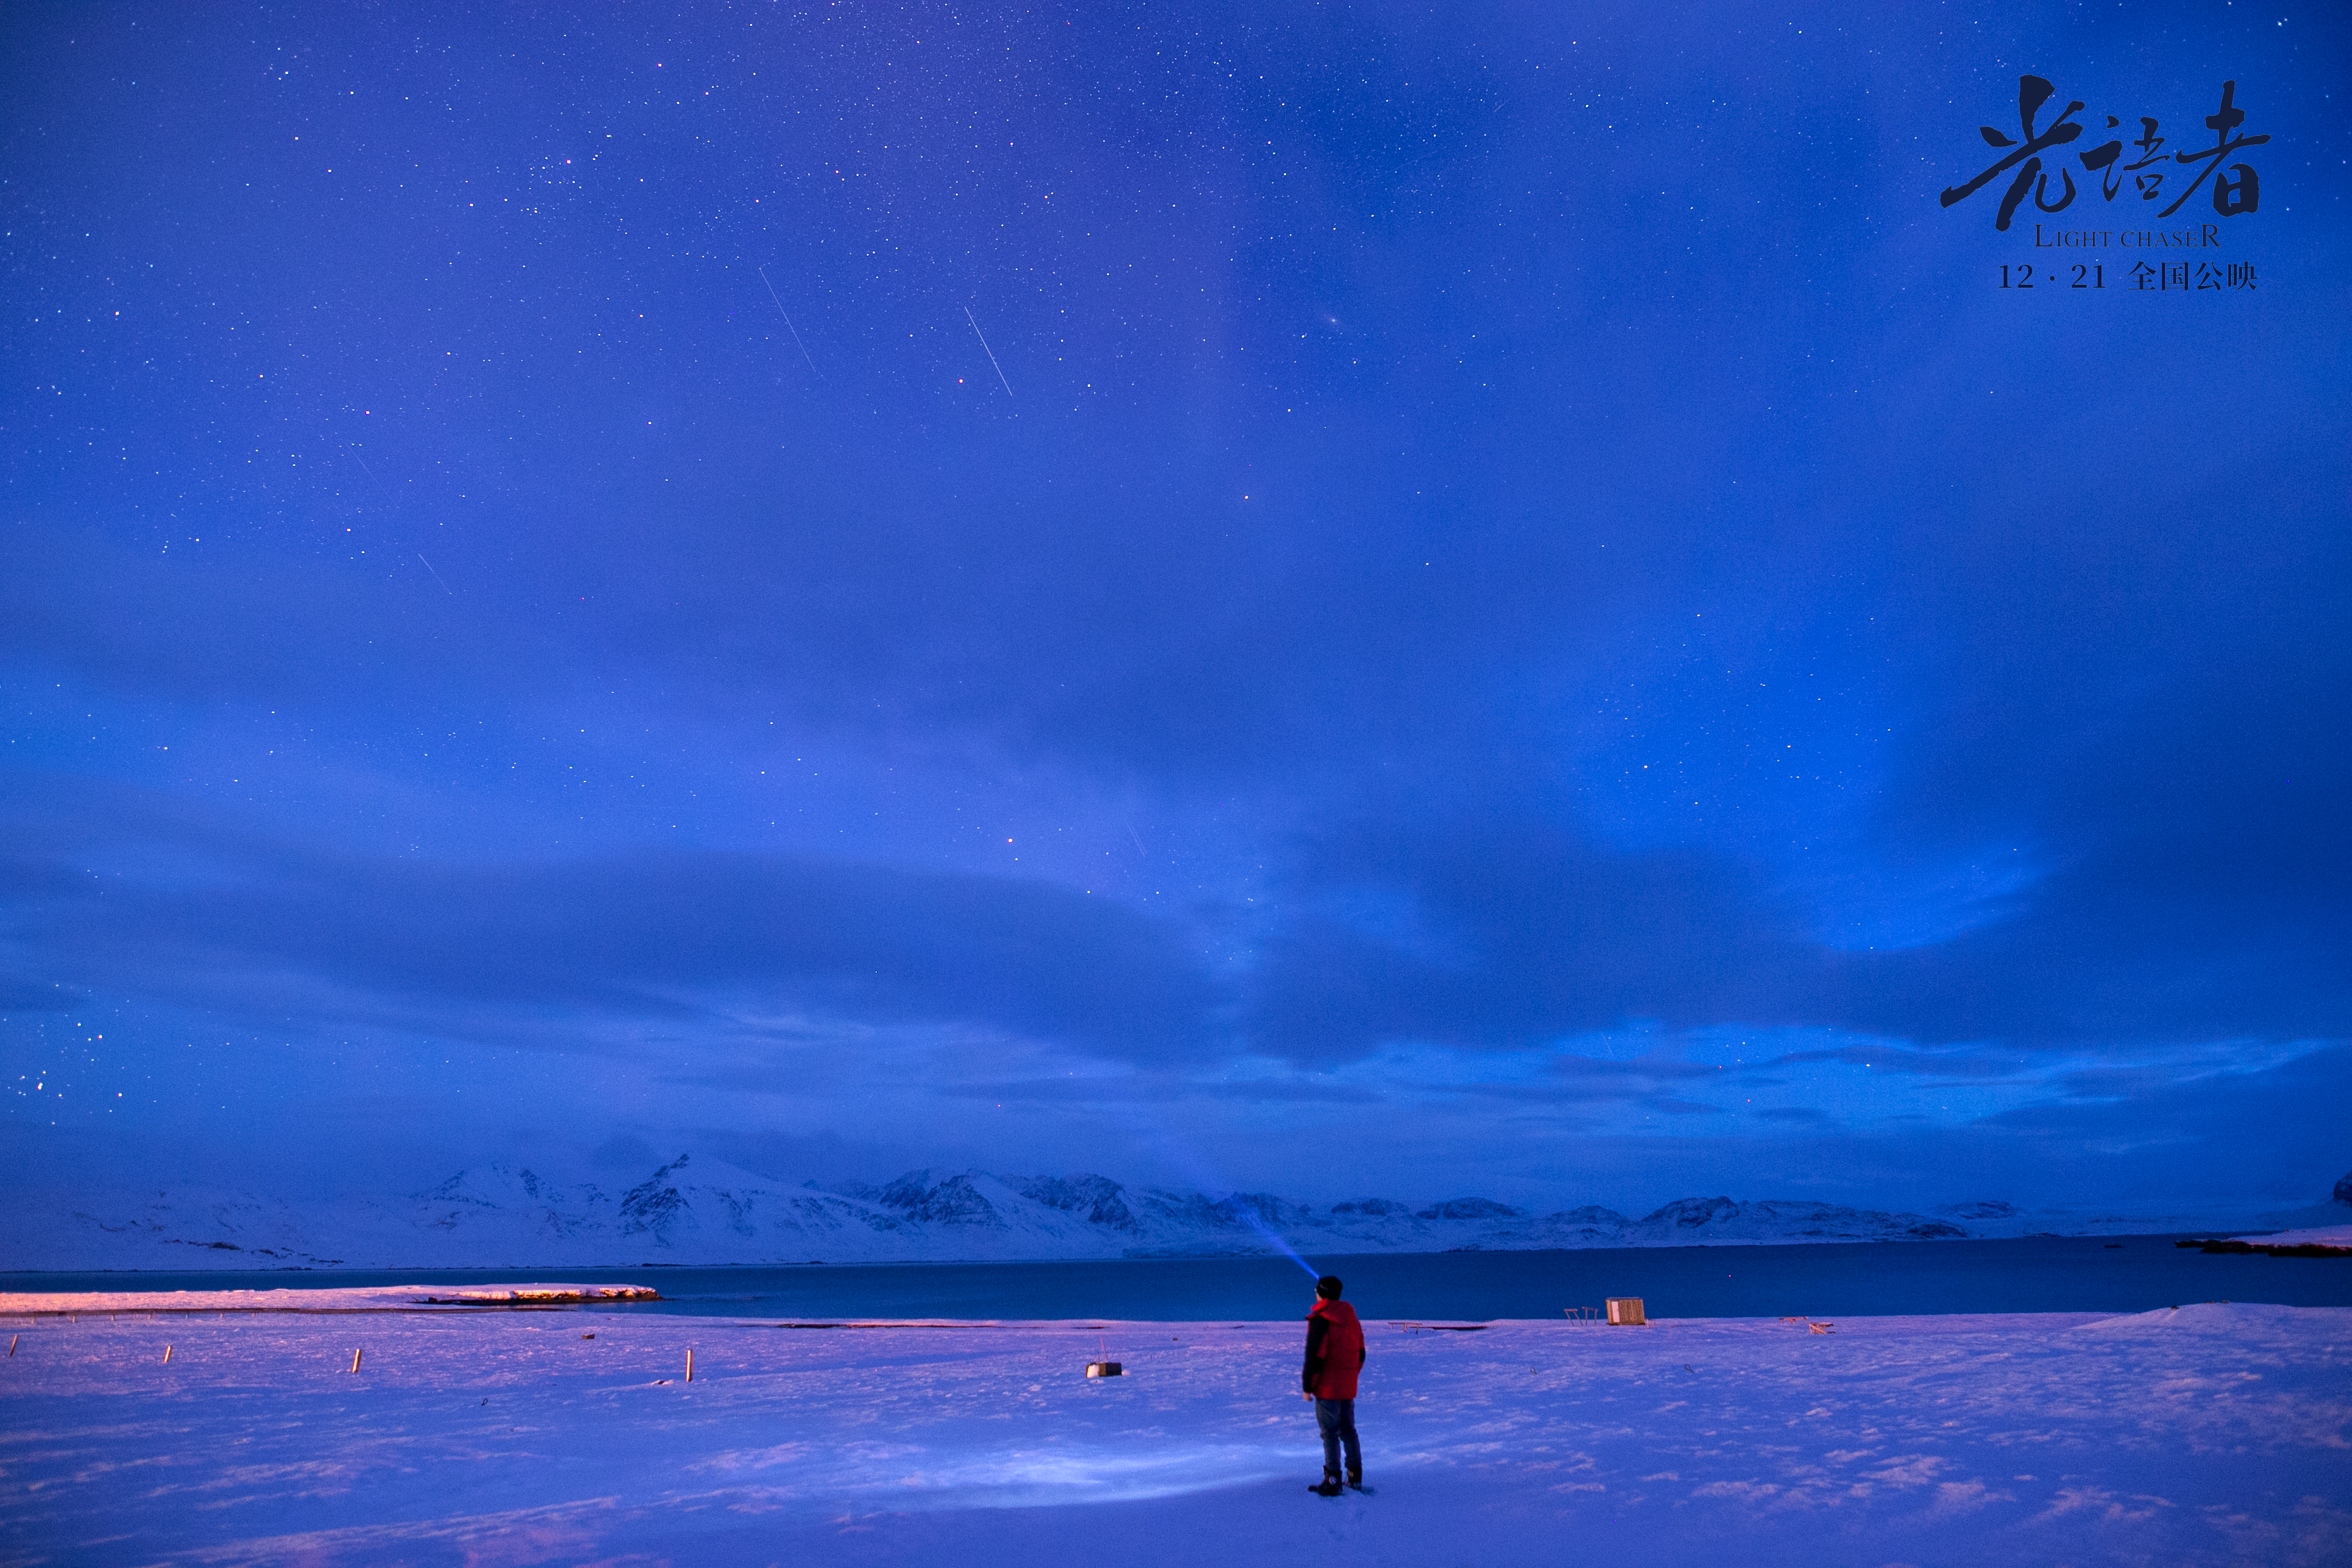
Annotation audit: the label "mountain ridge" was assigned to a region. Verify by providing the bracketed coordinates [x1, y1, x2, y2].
[6, 1152, 2305, 1271]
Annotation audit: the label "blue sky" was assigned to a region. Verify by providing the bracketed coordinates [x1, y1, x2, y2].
[4, 1, 2345, 1212]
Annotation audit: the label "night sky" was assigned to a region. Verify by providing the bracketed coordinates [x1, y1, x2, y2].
[5, 2, 2345, 1214]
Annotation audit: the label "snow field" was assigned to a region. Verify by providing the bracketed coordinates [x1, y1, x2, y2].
[1, 1302, 2347, 1566]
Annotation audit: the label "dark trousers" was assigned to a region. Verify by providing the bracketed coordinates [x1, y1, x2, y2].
[1315, 1397, 1361, 1476]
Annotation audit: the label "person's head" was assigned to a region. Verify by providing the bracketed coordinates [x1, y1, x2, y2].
[1315, 1275, 1343, 1301]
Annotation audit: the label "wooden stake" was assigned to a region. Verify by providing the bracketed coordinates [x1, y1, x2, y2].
[164, 1344, 173, 1364]
[685, 1348, 695, 1383]
[7, 1334, 16, 1356]
[350, 1347, 363, 1374]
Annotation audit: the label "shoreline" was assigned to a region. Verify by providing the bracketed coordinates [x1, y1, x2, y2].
[0, 1226, 2288, 1279]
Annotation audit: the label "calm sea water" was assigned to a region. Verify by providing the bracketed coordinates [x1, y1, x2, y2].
[7, 1236, 2348, 1320]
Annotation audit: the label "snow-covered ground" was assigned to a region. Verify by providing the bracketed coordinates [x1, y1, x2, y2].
[3, 1295, 2346, 1566]
[2229, 1224, 2352, 1254]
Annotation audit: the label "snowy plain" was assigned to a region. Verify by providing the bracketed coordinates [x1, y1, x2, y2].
[3, 1295, 2347, 1566]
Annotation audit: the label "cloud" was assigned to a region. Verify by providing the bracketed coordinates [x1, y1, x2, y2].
[1246, 800, 2348, 1061]
[12, 755, 2339, 1099]
[1, 793, 1221, 1063]
[947, 1076, 1383, 1106]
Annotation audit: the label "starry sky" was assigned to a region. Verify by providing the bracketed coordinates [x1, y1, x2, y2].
[4, 1, 2346, 1214]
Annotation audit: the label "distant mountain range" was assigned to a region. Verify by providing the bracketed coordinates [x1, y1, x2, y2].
[13, 1153, 2334, 1271]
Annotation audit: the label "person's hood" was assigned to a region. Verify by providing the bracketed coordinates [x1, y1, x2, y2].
[1308, 1298, 1360, 1326]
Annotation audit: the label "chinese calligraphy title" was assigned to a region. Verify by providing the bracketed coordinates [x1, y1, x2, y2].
[1942, 76, 2268, 232]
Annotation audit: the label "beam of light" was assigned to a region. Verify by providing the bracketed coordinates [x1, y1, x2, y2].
[757, 266, 820, 378]
[693, 1438, 1311, 1511]
[863, 1441, 1302, 1508]
[1111, 1103, 1321, 1281]
[1227, 1204, 1322, 1281]
[964, 305, 1015, 398]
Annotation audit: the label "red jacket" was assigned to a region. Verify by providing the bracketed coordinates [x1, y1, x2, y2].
[1303, 1299, 1365, 1399]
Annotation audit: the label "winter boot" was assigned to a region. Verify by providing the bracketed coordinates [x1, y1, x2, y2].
[1346, 1465, 1363, 1491]
[1312, 1470, 1344, 1497]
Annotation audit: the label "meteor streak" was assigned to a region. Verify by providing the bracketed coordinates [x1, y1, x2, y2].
[758, 266, 820, 377]
[965, 305, 1014, 398]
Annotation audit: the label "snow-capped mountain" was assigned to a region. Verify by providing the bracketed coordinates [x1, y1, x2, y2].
[7, 1152, 2298, 1271]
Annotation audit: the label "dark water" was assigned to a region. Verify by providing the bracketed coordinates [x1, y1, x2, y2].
[7, 1236, 2348, 1320]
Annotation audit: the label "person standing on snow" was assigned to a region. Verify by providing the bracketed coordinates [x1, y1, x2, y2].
[1302, 1274, 1366, 1495]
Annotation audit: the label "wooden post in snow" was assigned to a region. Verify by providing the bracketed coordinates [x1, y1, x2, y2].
[164, 1344, 173, 1364]
[7, 1334, 17, 1357]
[350, 1347, 363, 1374]
[685, 1348, 695, 1383]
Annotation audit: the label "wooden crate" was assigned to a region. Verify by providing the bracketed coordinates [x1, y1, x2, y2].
[1085, 1361, 1124, 1377]
[1605, 1297, 1646, 1326]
